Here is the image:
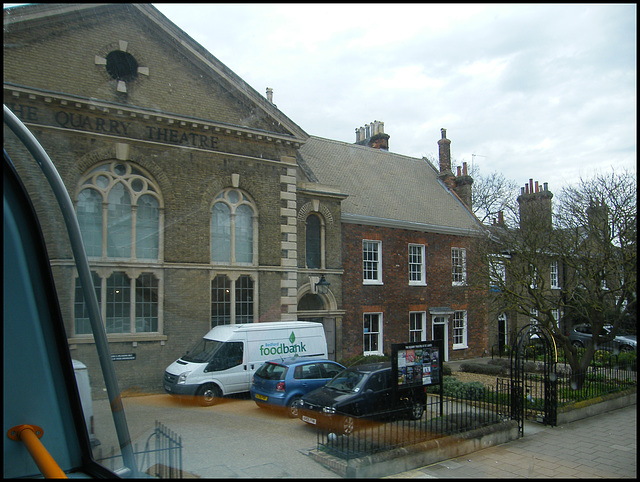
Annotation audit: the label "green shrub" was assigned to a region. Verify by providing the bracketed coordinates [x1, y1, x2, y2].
[460, 362, 506, 376]
[614, 351, 637, 370]
[462, 381, 488, 399]
[425, 376, 488, 400]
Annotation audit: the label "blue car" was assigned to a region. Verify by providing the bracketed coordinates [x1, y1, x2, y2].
[250, 357, 345, 417]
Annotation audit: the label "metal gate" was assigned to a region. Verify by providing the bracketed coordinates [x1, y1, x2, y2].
[510, 323, 558, 436]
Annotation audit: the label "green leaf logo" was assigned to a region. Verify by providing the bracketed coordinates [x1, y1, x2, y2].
[289, 332, 296, 344]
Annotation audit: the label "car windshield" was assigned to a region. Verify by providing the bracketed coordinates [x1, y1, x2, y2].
[325, 368, 366, 392]
[255, 362, 288, 380]
[181, 339, 224, 363]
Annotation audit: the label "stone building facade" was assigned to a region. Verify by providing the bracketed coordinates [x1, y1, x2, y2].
[4, 4, 344, 393]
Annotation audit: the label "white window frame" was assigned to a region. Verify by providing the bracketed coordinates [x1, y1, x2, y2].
[363, 312, 383, 355]
[530, 265, 538, 289]
[451, 247, 466, 286]
[452, 311, 468, 349]
[489, 256, 506, 290]
[73, 268, 163, 338]
[363, 240, 383, 285]
[408, 244, 426, 286]
[550, 260, 560, 289]
[530, 308, 539, 324]
[409, 311, 426, 342]
[551, 309, 562, 329]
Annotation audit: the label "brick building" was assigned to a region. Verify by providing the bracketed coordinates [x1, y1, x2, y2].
[4, 3, 488, 398]
[487, 180, 563, 352]
[298, 126, 488, 361]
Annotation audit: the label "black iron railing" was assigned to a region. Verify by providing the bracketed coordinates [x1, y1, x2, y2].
[317, 386, 511, 460]
[96, 421, 183, 478]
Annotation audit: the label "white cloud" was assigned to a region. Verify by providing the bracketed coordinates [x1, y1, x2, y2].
[147, 4, 636, 189]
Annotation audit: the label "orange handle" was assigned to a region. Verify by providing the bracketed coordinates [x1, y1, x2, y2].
[8, 425, 67, 478]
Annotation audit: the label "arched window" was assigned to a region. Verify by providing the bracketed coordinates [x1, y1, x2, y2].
[306, 214, 321, 269]
[76, 162, 161, 260]
[77, 189, 103, 257]
[137, 194, 159, 259]
[74, 161, 162, 337]
[211, 188, 256, 265]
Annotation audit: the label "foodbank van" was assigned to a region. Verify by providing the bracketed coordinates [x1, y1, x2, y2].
[163, 321, 327, 406]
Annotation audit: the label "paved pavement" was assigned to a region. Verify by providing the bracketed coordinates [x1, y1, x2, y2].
[385, 356, 637, 479]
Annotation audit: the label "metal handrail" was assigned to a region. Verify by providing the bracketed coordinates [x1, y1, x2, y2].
[8, 425, 67, 479]
[4, 105, 137, 475]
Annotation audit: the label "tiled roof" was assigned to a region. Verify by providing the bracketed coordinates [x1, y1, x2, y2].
[298, 136, 484, 236]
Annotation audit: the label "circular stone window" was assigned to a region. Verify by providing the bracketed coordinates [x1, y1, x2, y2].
[105, 50, 138, 82]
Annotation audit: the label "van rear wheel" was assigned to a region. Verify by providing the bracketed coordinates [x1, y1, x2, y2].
[196, 384, 221, 406]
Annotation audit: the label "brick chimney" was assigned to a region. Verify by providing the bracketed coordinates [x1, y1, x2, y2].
[438, 128, 455, 189]
[517, 179, 553, 232]
[586, 198, 610, 241]
[355, 120, 389, 150]
[454, 161, 473, 208]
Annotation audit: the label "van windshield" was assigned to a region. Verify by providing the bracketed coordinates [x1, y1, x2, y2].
[182, 339, 224, 363]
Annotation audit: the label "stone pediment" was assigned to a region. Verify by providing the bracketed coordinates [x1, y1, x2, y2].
[3, 4, 307, 142]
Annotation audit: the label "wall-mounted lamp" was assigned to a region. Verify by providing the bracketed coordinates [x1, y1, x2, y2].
[315, 274, 330, 295]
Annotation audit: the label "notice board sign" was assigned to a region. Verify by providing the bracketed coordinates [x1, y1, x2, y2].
[392, 340, 442, 388]
[111, 353, 136, 361]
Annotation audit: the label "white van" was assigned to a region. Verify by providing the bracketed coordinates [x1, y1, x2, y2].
[163, 321, 328, 406]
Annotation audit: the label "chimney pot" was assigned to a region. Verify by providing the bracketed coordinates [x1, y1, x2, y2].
[266, 87, 273, 103]
[463, 161, 468, 175]
[457, 166, 461, 176]
[543, 182, 548, 191]
[529, 179, 534, 193]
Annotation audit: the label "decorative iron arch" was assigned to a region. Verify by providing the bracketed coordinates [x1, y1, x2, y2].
[510, 323, 558, 436]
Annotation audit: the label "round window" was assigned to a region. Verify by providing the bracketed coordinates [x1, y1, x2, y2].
[105, 50, 138, 82]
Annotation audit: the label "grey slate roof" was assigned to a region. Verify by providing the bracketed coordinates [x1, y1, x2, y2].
[298, 136, 485, 237]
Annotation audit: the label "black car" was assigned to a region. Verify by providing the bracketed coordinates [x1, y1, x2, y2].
[296, 362, 426, 434]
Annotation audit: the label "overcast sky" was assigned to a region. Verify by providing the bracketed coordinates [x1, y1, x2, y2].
[5, 3, 635, 191]
[151, 3, 635, 193]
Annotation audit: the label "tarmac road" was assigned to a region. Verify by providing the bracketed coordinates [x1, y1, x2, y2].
[92, 392, 340, 478]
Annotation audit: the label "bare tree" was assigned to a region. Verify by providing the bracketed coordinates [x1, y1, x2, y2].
[470, 167, 519, 226]
[483, 169, 636, 388]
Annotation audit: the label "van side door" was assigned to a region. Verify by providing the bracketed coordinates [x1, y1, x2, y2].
[204, 341, 249, 394]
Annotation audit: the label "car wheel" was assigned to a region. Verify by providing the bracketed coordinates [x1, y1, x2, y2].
[572, 340, 584, 349]
[340, 416, 355, 435]
[619, 345, 633, 353]
[287, 397, 302, 418]
[196, 383, 221, 407]
[409, 400, 425, 420]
